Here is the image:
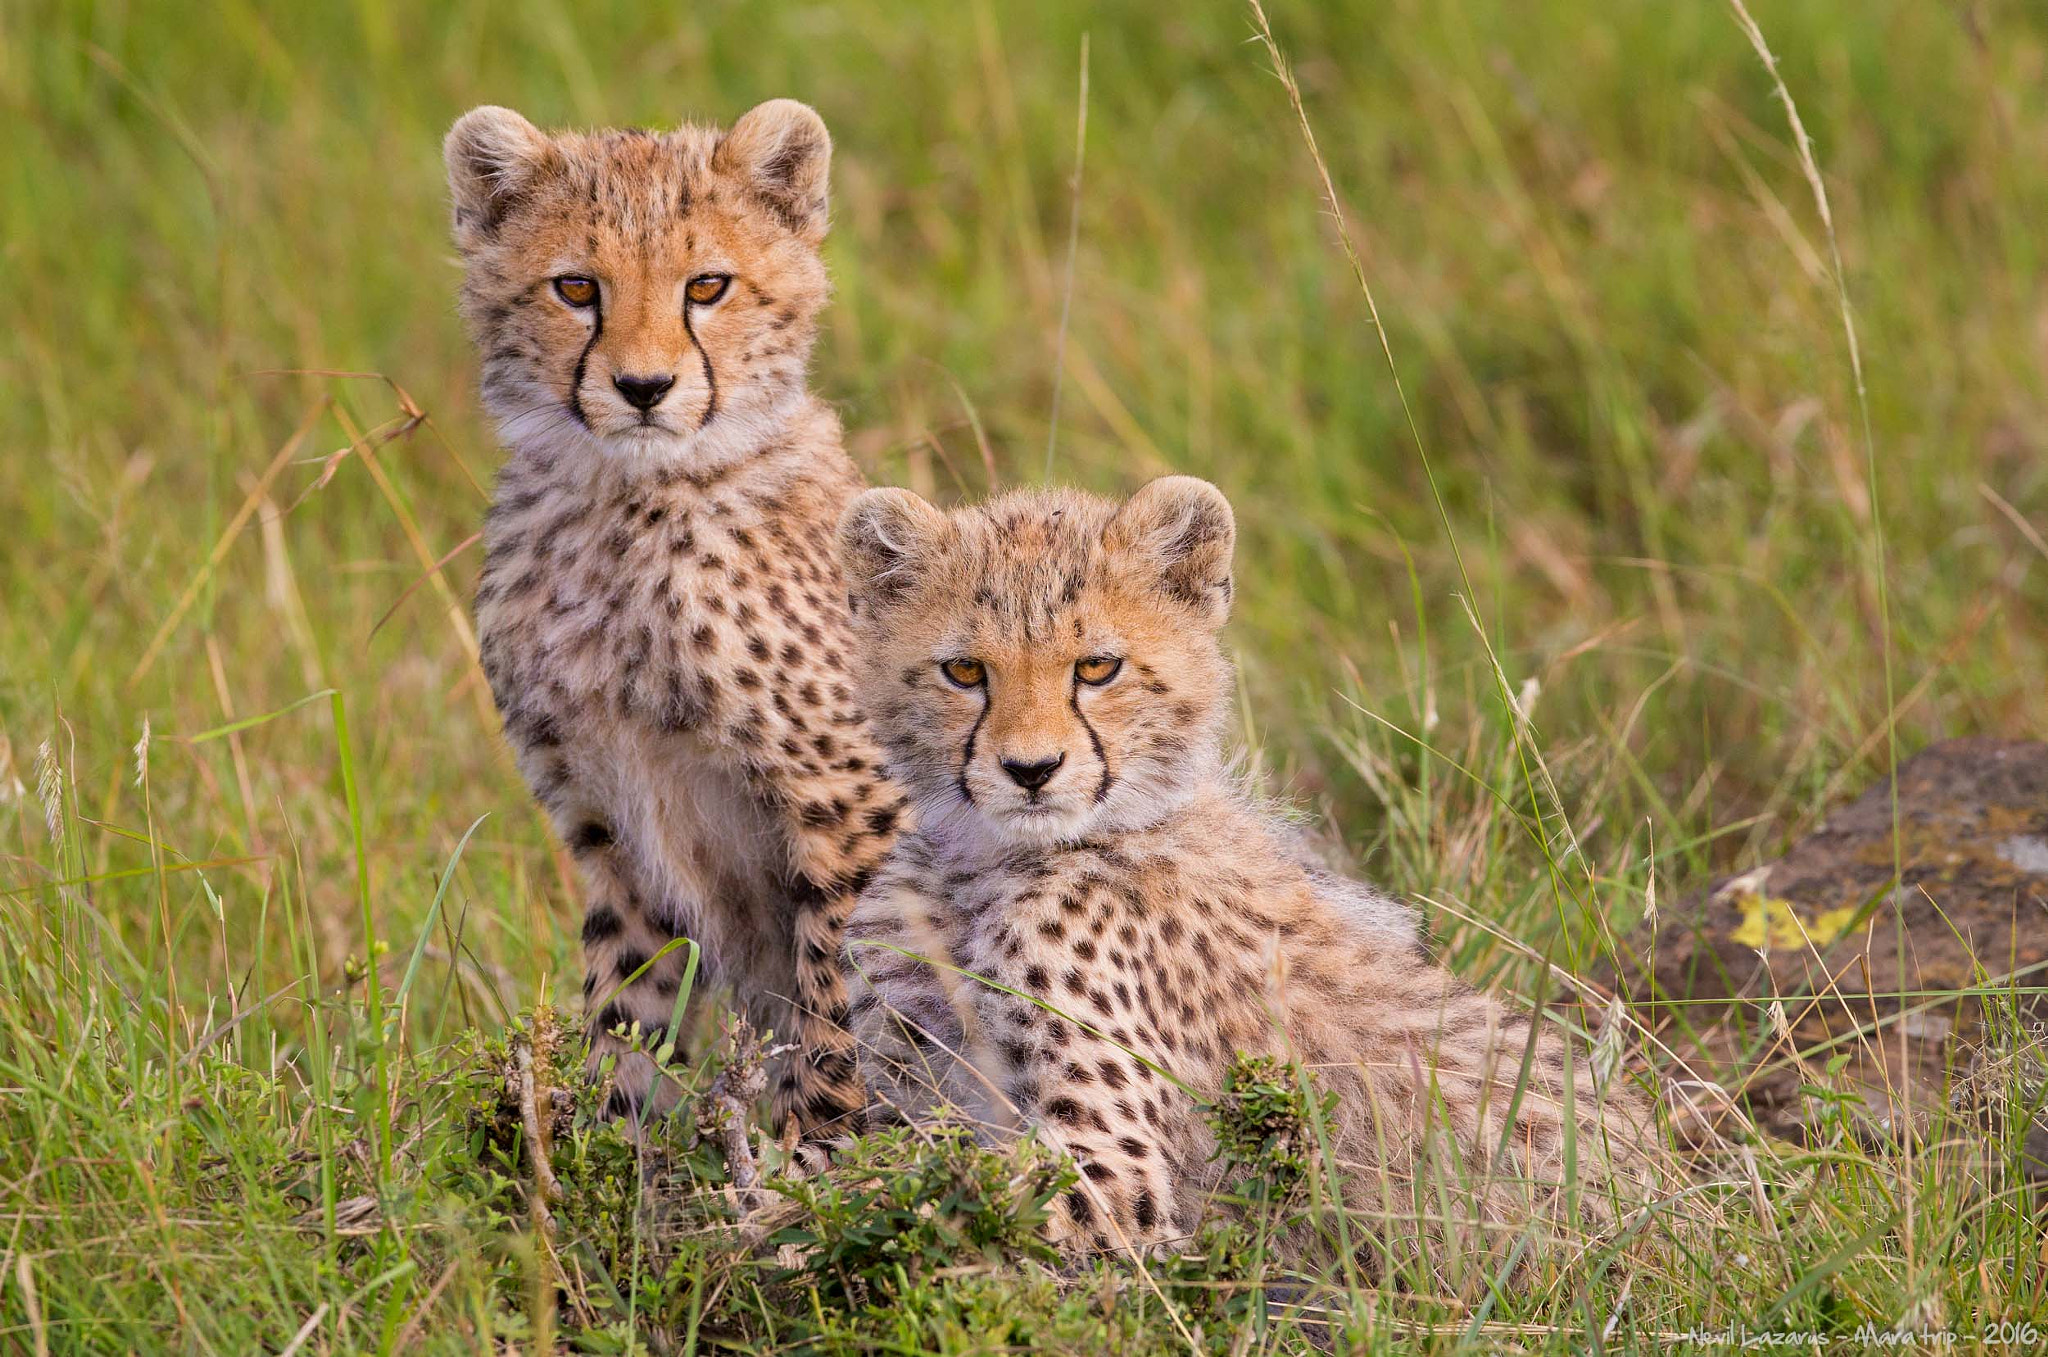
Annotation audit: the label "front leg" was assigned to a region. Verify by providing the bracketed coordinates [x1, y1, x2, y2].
[695, 629, 906, 1143]
[671, 511, 909, 1146]
[562, 810, 693, 1124]
[770, 805, 904, 1141]
[491, 697, 697, 1125]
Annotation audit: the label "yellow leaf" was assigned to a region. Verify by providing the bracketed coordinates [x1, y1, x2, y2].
[1729, 895, 1838, 950]
[1807, 904, 1859, 945]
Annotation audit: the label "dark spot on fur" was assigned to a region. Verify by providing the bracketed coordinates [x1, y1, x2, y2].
[569, 820, 614, 853]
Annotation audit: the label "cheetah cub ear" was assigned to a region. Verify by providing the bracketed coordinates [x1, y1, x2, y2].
[444, 106, 555, 248]
[1104, 475, 1237, 627]
[714, 99, 833, 244]
[838, 487, 950, 616]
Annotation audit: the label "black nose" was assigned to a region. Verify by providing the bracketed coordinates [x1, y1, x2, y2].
[1000, 753, 1065, 791]
[613, 373, 675, 411]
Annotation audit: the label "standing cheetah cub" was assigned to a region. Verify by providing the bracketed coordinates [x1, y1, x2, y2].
[445, 100, 905, 1141]
[837, 477, 1654, 1259]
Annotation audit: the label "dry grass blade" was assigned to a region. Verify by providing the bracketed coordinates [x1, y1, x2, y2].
[12, 1254, 48, 1357]
[1981, 482, 2048, 563]
[274, 1302, 328, 1357]
[370, 530, 482, 640]
[126, 399, 324, 690]
[1243, 0, 1476, 602]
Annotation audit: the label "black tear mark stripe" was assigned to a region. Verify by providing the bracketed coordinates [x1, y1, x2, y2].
[682, 302, 718, 428]
[1070, 683, 1113, 803]
[567, 294, 605, 427]
[957, 690, 989, 806]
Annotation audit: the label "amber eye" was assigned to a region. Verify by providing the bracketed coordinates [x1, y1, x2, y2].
[686, 273, 731, 306]
[553, 275, 598, 308]
[941, 658, 986, 688]
[1075, 656, 1122, 686]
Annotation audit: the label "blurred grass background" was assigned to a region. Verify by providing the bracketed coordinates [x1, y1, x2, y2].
[3, 0, 2046, 1349]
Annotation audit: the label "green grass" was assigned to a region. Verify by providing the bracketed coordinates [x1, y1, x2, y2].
[3, 0, 2047, 1350]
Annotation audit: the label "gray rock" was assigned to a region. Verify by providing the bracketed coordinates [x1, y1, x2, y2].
[1610, 737, 2048, 1150]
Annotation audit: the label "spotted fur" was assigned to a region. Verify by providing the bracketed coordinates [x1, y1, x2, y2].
[837, 478, 1654, 1260]
[446, 101, 903, 1141]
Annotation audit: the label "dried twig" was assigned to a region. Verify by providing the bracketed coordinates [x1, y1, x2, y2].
[697, 1017, 771, 1213]
[515, 1040, 563, 1228]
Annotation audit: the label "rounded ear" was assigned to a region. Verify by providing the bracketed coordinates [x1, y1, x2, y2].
[713, 99, 832, 243]
[445, 106, 553, 248]
[837, 488, 949, 614]
[1103, 476, 1236, 625]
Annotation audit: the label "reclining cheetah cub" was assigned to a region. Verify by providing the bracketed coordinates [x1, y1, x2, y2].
[445, 100, 905, 1142]
[836, 477, 1654, 1258]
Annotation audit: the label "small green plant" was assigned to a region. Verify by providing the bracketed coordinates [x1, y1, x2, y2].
[1151, 1221, 1278, 1348]
[770, 1121, 1072, 1309]
[1209, 1052, 1332, 1197]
